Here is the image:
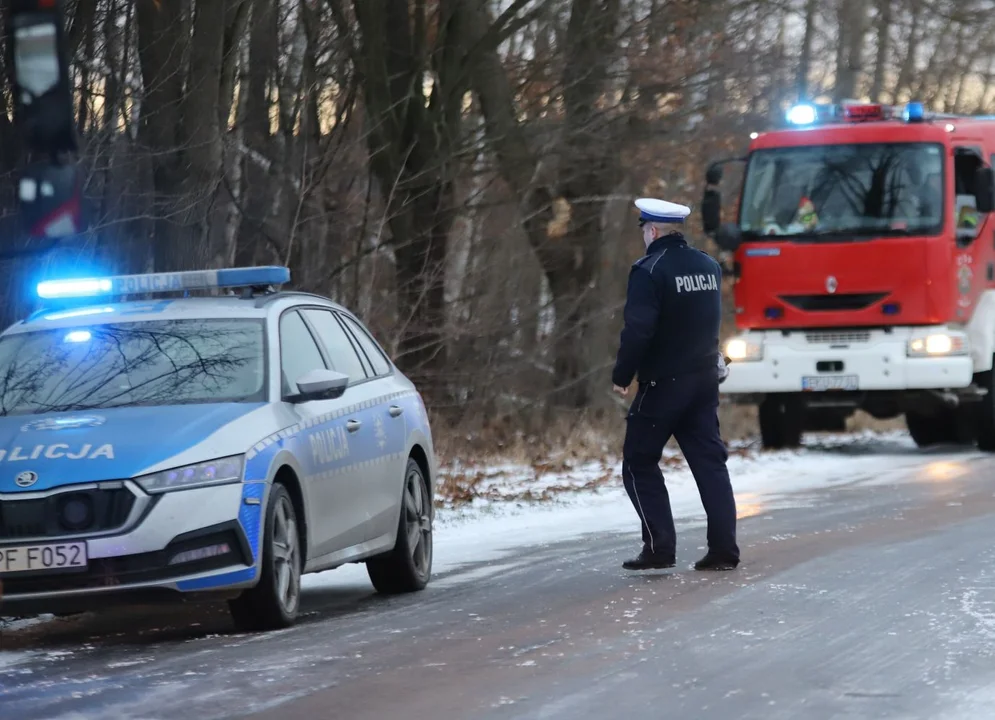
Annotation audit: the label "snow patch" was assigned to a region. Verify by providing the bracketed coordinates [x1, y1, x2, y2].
[0, 614, 56, 632]
[304, 431, 982, 593]
[0, 431, 983, 636]
[0, 651, 37, 670]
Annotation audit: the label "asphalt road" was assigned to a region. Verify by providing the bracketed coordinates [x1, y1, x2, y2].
[2, 443, 995, 720]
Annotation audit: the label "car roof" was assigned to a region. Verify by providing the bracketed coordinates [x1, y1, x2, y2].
[6, 292, 354, 335]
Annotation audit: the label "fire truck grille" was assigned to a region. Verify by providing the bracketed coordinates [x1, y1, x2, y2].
[805, 330, 872, 345]
[778, 292, 889, 312]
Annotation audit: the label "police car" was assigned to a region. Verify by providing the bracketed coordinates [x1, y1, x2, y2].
[0, 266, 437, 630]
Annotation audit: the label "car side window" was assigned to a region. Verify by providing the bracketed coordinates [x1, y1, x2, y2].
[338, 314, 392, 377]
[279, 310, 327, 396]
[300, 308, 367, 383]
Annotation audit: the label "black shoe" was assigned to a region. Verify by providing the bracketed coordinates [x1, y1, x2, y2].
[622, 549, 676, 570]
[694, 552, 739, 571]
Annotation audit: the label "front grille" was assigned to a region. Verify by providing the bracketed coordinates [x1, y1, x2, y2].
[779, 292, 889, 312]
[2, 524, 249, 595]
[805, 330, 872, 345]
[0, 487, 135, 540]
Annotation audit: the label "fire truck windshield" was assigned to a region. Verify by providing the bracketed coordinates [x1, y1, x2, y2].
[738, 142, 944, 240]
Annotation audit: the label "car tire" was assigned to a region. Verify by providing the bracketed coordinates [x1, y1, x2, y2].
[976, 365, 995, 451]
[366, 457, 433, 595]
[228, 483, 302, 632]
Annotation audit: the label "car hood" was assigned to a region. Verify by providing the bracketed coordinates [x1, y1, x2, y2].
[0, 403, 267, 493]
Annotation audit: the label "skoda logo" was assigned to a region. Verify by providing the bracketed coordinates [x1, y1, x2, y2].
[14, 471, 38, 488]
[826, 275, 838, 294]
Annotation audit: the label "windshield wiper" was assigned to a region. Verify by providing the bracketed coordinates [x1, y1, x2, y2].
[740, 227, 917, 241]
[782, 227, 917, 241]
[822, 227, 914, 236]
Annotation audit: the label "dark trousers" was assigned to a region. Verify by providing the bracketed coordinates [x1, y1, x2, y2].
[621, 368, 739, 559]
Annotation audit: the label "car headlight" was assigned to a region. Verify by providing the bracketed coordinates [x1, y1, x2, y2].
[906, 332, 968, 358]
[724, 336, 763, 362]
[135, 455, 244, 494]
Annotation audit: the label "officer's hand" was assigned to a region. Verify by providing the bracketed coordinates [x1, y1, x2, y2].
[612, 384, 628, 397]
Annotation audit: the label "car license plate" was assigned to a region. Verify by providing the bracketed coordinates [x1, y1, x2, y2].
[0, 542, 87, 574]
[802, 375, 859, 392]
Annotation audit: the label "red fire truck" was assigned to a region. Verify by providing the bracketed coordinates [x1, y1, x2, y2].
[701, 100, 995, 451]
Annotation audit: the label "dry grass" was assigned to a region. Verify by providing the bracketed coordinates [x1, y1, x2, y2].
[431, 402, 907, 471]
[434, 462, 620, 507]
[717, 404, 904, 437]
[433, 407, 626, 467]
[432, 422, 768, 510]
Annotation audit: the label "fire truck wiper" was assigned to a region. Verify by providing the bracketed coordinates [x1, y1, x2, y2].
[797, 227, 915, 240]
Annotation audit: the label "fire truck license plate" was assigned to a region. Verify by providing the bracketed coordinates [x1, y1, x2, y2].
[0, 542, 87, 574]
[802, 375, 858, 392]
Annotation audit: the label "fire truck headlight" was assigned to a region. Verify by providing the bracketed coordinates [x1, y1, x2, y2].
[907, 332, 969, 358]
[725, 337, 763, 362]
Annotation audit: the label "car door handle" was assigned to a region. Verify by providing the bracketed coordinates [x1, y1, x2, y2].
[346, 419, 362, 433]
[388, 405, 403, 418]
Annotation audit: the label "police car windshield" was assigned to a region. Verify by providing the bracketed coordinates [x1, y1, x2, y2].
[738, 142, 944, 239]
[0, 318, 265, 415]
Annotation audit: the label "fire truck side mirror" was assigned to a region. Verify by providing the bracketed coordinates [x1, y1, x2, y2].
[702, 187, 721, 235]
[7, 0, 77, 156]
[714, 223, 742, 252]
[973, 167, 995, 214]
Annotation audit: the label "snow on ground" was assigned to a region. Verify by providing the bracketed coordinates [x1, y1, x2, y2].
[1, 430, 986, 641]
[301, 429, 989, 591]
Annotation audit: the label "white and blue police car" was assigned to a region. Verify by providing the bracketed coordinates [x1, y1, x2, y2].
[0, 266, 438, 630]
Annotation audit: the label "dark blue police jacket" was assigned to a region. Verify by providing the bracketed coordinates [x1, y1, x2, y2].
[611, 232, 722, 387]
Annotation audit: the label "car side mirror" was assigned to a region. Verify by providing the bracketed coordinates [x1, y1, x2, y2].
[287, 368, 348, 403]
[974, 166, 995, 213]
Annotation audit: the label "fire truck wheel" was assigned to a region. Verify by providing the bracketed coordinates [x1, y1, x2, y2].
[905, 412, 942, 447]
[905, 409, 974, 448]
[758, 396, 803, 450]
[976, 368, 995, 451]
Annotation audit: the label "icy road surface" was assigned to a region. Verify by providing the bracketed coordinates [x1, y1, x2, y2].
[3, 432, 995, 719]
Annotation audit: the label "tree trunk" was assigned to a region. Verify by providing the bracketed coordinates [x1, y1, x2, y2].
[136, 0, 232, 272]
[180, 0, 228, 269]
[135, 0, 189, 270]
[796, 0, 817, 100]
[390, 184, 451, 395]
[462, 0, 621, 408]
[868, 0, 891, 102]
[234, 0, 278, 267]
[835, 0, 868, 101]
[891, 0, 921, 102]
[325, 0, 465, 398]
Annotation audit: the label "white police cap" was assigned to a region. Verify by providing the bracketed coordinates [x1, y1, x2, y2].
[635, 197, 691, 224]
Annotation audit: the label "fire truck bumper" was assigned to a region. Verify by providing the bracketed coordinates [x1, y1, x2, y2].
[721, 327, 975, 396]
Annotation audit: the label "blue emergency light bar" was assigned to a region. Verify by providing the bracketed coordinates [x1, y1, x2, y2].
[784, 100, 940, 127]
[36, 266, 291, 300]
[786, 104, 818, 125]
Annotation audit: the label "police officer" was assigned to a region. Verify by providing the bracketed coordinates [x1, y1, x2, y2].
[612, 198, 740, 572]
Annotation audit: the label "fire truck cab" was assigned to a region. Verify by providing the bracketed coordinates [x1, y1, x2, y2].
[702, 100, 995, 451]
